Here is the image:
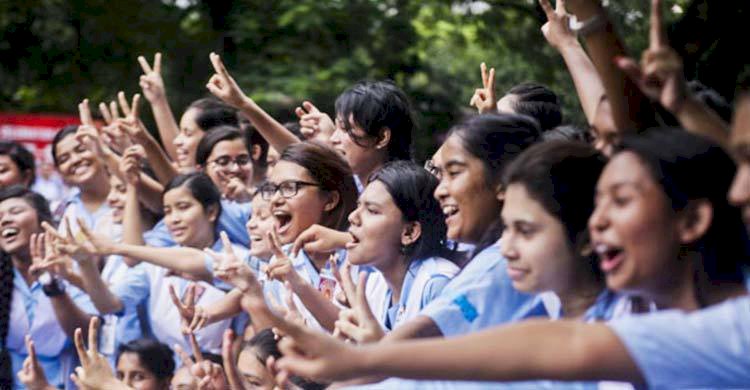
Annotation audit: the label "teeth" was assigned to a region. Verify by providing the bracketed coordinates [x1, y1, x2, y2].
[442, 205, 458, 216]
[594, 244, 610, 255]
[1, 228, 19, 238]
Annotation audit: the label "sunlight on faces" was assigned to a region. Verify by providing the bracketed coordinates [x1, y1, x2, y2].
[268, 160, 332, 245]
[0, 197, 41, 256]
[170, 366, 197, 390]
[54, 133, 102, 186]
[0, 155, 28, 188]
[433, 134, 501, 244]
[729, 97, 750, 228]
[500, 184, 577, 294]
[107, 175, 127, 224]
[116, 352, 166, 390]
[588, 152, 681, 295]
[203, 138, 253, 195]
[346, 180, 408, 267]
[163, 186, 217, 248]
[174, 107, 205, 171]
[246, 194, 274, 260]
[237, 349, 276, 390]
[330, 115, 382, 178]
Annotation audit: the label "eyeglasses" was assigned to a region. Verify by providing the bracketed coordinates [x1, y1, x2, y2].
[424, 159, 441, 179]
[210, 155, 251, 168]
[259, 180, 320, 200]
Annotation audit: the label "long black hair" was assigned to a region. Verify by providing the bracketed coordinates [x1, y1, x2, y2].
[0, 186, 53, 388]
[0, 141, 35, 187]
[116, 339, 175, 383]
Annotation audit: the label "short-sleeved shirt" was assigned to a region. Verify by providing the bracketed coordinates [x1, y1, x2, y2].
[419, 243, 538, 337]
[6, 269, 97, 389]
[610, 295, 750, 388]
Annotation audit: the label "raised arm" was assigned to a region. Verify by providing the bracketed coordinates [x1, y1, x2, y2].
[206, 52, 300, 153]
[540, 0, 605, 122]
[138, 52, 181, 161]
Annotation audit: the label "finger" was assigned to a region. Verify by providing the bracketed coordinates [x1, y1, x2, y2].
[118, 91, 131, 116]
[40, 222, 63, 242]
[267, 230, 285, 259]
[99, 102, 113, 124]
[209, 52, 229, 77]
[302, 101, 320, 113]
[649, 0, 666, 50]
[539, 0, 554, 17]
[615, 57, 645, 85]
[65, 217, 77, 243]
[334, 319, 361, 341]
[556, 0, 566, 13]
[137, 55, 153, 74]
[189, 306, 204, 331]
[283, 281, 299, 314]
[220, 231, 234, 256]
[184, 283, 196, 307]
[174, 343, 194, 368]
[295, 107, 307, 119]
[291, 229, 310, 258]
[109, 101, 120, 120]
[356, 272, 377, 322]
[154, 52, 162, 74]
[77, 217, 94, 240]
[488, 68, 496, 93]
[188, 332, 204, 362]
[73, 328, 89, 366]
[339, 261, 357, 307]
[88, 316, 100, 355]
[25, 336, 38, 369]
[78, 99, 93, 126]
[130, 93, 141, 120]
[168, 284, 185, 310]
[480, 62, 488, 88]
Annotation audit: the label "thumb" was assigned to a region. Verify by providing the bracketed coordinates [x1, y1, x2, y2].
[302, 101, 320, 113]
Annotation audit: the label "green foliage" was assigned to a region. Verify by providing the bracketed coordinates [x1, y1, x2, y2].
[0, 0, 699, 160]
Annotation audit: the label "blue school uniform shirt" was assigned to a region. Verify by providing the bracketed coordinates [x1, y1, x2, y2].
[145, 199, 252, 248]
[609, 295, 750, 389]
[6, 269, 97, 390]
[419, 243, 539, 337]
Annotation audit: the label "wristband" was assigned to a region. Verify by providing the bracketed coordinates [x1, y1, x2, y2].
[42, 277, 66, 297]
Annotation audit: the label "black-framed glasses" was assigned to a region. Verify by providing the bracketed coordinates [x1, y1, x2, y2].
[424, 159, 441, 179]
[210, 154, 251, 168]
[259, 180, 320, 200]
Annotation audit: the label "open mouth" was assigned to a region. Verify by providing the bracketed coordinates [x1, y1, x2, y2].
[70, 160, 92, 176]
[250, 234, 264, 243]
[345, 230, 359, 249]
[442, 205, 459, 218]
[1, 227, 19, 239]
[170, 226, 188, 237]
[274, 211, 293, 235]
[594, 244, 625, 273]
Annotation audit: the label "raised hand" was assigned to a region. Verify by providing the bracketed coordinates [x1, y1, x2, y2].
[28, 232, 78, 281]
[266, 229, 304, 288]
[185, 332, 228, 390]
[169, 283, 198, 334]
[291, 224, 351, 258]
[221, 174, 253, 203]
[207, 231, 263, 294]
[221, 329, 244, 390]
[295, 101, 336, 142]
[97, 99, 131, 154]
[76, 99, 114, 158]
[138, 53, 167, 103]
[334, 266, 384, 344]
[615, 0, 686, 113]
[17, 335, 53, 390]
[206, 52, 250, 108]
[469, 63, 496, 114]
[71, 317, 126, 389]
[115, 92, 150, 144]
[119, 144, 145, 185]
[540, 0, 577, 50]
[43, 217, 117, 260]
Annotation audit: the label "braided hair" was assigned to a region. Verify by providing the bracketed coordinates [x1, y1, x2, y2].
[0, 186, 53, 388]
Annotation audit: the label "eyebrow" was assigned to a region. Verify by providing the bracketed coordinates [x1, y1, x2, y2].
[443, 160, 467, 169]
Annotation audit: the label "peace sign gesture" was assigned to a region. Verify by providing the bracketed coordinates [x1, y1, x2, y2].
[71, 317, 128, 389]
[469, 62, 496, 114]
[207, 231, 263, 295]
[333, 263, 384, 344]
[176, 331, 228, 390]
[615, 0, 686, 113]
[295, 101, 336, 142]
[266, 229, 304, 289]
[17, 335, 52, 390]
[206, 52, 250, 108]
[539, 0, 577, 50]
[138, 53, 166, 103]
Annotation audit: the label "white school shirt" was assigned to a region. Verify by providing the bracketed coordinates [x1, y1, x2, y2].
[57, 192, 114, 240]
[7, 269, 97, 390]
[111, 240, 247, 356]
[365, 257, 458, 330]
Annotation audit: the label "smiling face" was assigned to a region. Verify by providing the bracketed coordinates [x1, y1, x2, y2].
[0, 197, 41, 257]
[246, 195, 274, 260]
[346, 180, 407, 267]
[588, 151, 681, 295]
[729, 98, 750, 229]
[174, 108, 205, 171]
[500, 184, 576, 294]
[203, 138, 253, 196]
[0, 155, 28, 188]
[330, 115, 384, 179]
[54, 133, 103, 186]
[268, 160, 331, 244]
[107, 175, 127, 224]
[116, 352, 165, 390]
[432, 134, 500, 244]
[163, 185, 217, 248]
[237, 349, 276, 389]
[589, 99, 618, 157]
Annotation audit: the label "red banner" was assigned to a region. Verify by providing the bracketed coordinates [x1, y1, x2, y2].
[0, 113, 80, 160]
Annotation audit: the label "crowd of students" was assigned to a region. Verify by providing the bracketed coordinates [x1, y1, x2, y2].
[0, 0, 749, 388]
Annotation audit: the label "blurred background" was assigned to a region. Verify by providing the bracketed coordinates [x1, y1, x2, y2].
[1, 0, 747, 161]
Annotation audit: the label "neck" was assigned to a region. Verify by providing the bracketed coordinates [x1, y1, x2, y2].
[79, 176, 111, 213]
[555, 260, 606, 318]
[375, 254, 410, 305]
[308, 251, 330, 272]
[191, 233, 216, 251]
[357, 158, 386, 185]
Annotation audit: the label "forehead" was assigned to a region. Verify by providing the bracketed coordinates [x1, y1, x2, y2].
[598, 151, 655, 190]
[209, 138, 248, 158]
[0, 155, 16, 166]
[109, 174, 125, 187]
[238, 349, 268, 376]
[55, 134, 82, 154]
[0, 197, 32, 212]
[360, 180, 396, 207]
[440, 134, 470, 162]
[116, 352, 145, 371]
[501, 184, 548, 220]
[163, 185, 196, 204]
[731, 98, 750, 158]
[180, 107, 201, 128]
[268, 160, 313, 183]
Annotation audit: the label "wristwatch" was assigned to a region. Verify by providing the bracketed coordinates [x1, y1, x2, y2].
[569, 13, 608, 37]
[42, 277, 66, 297]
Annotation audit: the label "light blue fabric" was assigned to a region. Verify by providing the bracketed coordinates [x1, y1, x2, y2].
[144, 199, 252, 248]
[58, 191, 111, 230]
[100, 254, 145, 364]
[383, 260, 451, 330]
[610, 295, 750, 389]
[8, 269, 97, 389]
[419, 243, 537, 337]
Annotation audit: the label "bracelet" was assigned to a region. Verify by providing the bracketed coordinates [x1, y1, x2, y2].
[42, 278, 66, 297]
[569, 13, 608, 37]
